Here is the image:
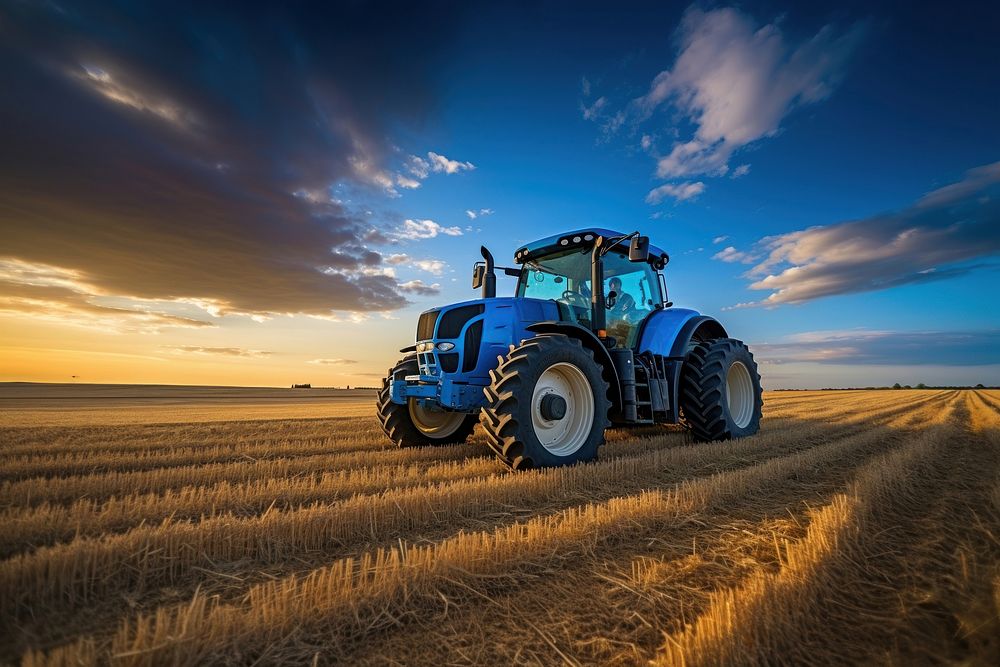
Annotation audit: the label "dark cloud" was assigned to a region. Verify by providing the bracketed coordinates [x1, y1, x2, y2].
[754, 329, 1000, 366]
[728, 161, 1000, 307]
[0, 1, 464, 321]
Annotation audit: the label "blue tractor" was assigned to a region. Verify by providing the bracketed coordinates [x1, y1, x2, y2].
[377, 229, 763, 470]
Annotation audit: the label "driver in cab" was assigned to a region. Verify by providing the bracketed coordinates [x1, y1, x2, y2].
[605, 276, 636, 346]
[607, 276, 635, 318]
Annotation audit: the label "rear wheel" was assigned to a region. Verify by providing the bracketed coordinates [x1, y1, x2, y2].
[377, 355, 478, 447]
[680, 338, 763, 441]
[481, 335, 610, 470]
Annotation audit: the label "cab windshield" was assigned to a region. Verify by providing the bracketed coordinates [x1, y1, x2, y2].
[517, 248, 662, 347]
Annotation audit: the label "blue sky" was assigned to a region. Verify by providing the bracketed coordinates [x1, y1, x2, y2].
[0, 1, 997, 387]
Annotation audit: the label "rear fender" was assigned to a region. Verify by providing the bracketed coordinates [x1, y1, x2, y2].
[526, 322, 623, 413]
[636, 308, 727, 359]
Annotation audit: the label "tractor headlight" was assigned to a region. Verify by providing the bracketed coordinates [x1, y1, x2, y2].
[436, 342, 455, 351]
[416, 342, 432, 352]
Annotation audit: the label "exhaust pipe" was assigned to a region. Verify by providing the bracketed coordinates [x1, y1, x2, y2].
[480, 246, 497, 298]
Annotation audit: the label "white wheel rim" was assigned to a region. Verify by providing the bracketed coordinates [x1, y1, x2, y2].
[531, 362, 595, 457]
[408, 399, 466, 439]
[726, 361, 755, 429]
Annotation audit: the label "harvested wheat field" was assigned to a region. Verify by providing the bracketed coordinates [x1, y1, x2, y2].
[1, 387, 999, 666]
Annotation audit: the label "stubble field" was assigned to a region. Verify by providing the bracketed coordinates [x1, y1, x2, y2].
[1, 386, 998, 665]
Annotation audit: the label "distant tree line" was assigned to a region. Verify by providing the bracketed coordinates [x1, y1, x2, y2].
[773, 383, 994, 391]
[287, 384, 379, 390]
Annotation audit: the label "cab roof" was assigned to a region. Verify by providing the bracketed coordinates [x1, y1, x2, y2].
[515, 228, 669, 268]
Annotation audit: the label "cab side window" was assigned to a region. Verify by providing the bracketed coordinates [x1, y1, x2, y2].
[603, 252, 659, 348]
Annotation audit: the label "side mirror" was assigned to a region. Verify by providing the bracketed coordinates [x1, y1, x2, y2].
[629, 235, 650, 262]
[472, 262, 485, 289]
[606, 290, 618, 309]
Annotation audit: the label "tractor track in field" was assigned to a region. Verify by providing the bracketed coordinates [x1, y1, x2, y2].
[4, 391, 997, 667]
[0, 426, 683, 509]
[0, 417, 378, 458]
[318, 392, 973, 666]
[656, 391, 1000, 666]
[0, 392, 952, 557]
[23, 392, 959, 665]
[0, 391, 956, 621]
[1, 394, 954, 664]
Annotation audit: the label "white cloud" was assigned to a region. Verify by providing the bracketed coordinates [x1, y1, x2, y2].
[751, 329, 1000, 366]
[413, 259, 446, 275]
[636, 7, 865, 179]
[385, 253, 411, 265]
[712, 235, 730, 244]
[396, 219, 463, 240]
[395, 174, 422, 189]
[356, 266, 396, 278]
[731, 164, 751, 178]
[605, 110, 626, 134]
[646, 181, 705, 204]
[348, 155, 399, 196]
[405, 155, 431, 179]
[398, 279, 441, 295]
[169, 346, 271, 358]
[640, 134, 653, 151]
[582, 96, 607, 120]
[732, 161, 1000, 307]
[74, 63, 196, 130]
[712, 245, 755, 263]
[403, 152, 474, 183]
[427, 151, 475, 174]
[307, 358, 358, 365]
[465, 208, 494, 220]
[720, 301, 758, 311]
[292, 188, 338, 205]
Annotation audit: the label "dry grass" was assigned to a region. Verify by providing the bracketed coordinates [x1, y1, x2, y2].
[2, 388, 997, 666]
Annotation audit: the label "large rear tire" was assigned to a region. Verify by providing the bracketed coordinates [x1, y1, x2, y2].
[377, 355, 478, 447]
[680, 338, 763, 441]
[481, 335, 611, 470]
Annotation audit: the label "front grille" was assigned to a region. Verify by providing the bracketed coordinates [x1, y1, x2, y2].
[417, 351, 438, 376]
[438, 305, 484, 339]
[416, 309, 439, 341]
[462, 320, 483, 372]
[438, 353, 459, 373]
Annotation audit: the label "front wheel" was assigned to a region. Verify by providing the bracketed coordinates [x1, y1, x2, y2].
[481, 335, 611, 470]
[680, 338, 763, 441]
[377, 355, 478, 447]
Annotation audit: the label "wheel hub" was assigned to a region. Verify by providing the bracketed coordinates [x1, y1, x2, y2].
[531, 362, 595, 456]
[539, 394, 567, 420]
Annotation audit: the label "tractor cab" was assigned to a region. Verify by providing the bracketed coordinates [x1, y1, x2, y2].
[511, 228, 670, 349]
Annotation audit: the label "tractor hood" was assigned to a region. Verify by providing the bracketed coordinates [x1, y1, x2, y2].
[410, 297, 560, 382]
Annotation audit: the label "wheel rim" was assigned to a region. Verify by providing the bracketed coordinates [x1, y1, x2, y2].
[726, 361, 755, 429]
[531, 362, 595, 456]
[408, 399, 466, 439]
